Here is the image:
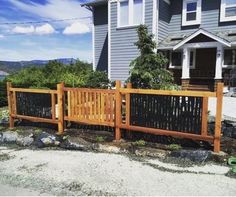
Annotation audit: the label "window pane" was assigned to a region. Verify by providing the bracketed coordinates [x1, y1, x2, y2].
[224, 50, 233, 65]
[225, 0, 236, 6]
[187, 12, 197, 21]
[187, 2, 197, 12]
[133, 0, 143, 24]
[226, 7, 236, 17]
[120, 0, 129, 26]
[172, 52, 182, 66]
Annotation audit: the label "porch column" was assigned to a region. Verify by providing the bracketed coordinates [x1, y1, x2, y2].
[181, 47, 190, 90]
[215, 44, 223, 91]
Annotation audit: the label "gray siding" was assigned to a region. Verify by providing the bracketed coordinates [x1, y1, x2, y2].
[169, 0, 236, 36]
[94, 5, 108, 72]
[158, 0, 171, 42]
[157, 0, 236, 42]
[110, 0, 153, 81]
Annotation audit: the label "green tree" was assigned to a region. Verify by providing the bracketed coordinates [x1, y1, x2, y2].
[128, 25, 175, 89]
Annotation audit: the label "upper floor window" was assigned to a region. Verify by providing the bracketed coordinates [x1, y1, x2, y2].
[220, 0, 236, 22]
[182, 0, 202, 26]
[118, 0, 144, 28]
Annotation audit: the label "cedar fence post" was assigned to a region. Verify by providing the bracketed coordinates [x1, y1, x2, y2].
[214, 83, 224, 153]
[201, 97, 208, 136]
[57, 82, 65, 135]
[7, 82, 14, 128]
[126, 82, 132, 138]
[115, 80, 122, 141]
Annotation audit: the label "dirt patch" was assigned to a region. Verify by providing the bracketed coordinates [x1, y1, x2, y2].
[0, 153, 11, 161]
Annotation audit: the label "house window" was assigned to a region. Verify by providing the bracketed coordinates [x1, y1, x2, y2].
[118, 0, 144, 27]
[182, 0, 202, 26]
[224, 49, 236, 67]
[221, 0, 236, 22]
[169, 50, 196, 68]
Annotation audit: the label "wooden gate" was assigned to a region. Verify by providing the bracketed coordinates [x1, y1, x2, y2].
[64, 88, 116, 127]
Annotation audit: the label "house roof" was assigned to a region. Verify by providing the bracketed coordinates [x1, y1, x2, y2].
[81, 0, 108, 7]
[158, 28, 236, 50]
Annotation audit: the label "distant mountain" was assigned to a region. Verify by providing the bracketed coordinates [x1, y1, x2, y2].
[0, 58, 76, 73]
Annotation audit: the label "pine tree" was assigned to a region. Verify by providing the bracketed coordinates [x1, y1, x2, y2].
[128, 25, 175, 89]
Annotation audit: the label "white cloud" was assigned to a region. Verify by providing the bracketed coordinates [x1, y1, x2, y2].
[63, 22, 90, 35]
[0, 35, 4, 39]
[12, 25, 34, 34]
[9, 0, 91, 23]
[35, 23, 55, 35]
[12, 24, 55, 35]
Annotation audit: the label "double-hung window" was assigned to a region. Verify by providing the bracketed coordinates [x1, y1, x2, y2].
[220, 0, 236, 22]
[182, 0, 202, 26]
[118, 0, 144, 27]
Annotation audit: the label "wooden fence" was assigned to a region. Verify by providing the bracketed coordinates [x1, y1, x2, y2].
[7, 81, 223, 152]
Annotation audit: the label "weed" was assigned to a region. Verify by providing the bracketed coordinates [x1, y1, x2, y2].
[95, 136, 106, 142]
[169, 144, 182, 150]
[133, 140, 146, 146]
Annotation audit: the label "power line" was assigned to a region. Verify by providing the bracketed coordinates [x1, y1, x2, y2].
[0, 17, 92, 25]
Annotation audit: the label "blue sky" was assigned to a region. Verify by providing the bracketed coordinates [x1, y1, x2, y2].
[0, 0, 93, 62]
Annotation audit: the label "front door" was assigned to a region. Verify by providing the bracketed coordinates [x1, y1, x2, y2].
[190, 48, 216, 90]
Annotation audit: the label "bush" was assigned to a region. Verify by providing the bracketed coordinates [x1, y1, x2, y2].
[0, 80, 7, 107]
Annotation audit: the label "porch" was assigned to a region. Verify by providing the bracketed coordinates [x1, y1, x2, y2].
[158, 29, 235, 92]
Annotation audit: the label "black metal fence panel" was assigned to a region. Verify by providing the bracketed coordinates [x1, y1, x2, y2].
[16, 92, 52, 119]
[130, 94, 203, 134]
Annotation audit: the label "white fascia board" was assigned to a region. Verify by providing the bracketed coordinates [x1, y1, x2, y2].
[173, 29, 231, 50]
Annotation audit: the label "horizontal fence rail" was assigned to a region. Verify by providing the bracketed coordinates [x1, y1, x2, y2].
[7, 81, 223, 152]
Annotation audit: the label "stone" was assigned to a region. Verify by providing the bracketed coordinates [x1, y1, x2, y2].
[33, 132, 61, 148]
[0, 131, 18, 143]
[170, 150, 212, 162]
[59, 140, 86, 151]
[208, 116, 215, 123]
[97, 144, 121, 153]
[16, 136, 34, 146]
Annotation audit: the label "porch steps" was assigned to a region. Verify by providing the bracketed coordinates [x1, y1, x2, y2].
[187, 84, 210, 91]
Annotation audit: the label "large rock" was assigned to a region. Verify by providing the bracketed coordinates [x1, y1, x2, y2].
[16, 135, 34, 146]
[60, 140, 86, 151]
[33, 132, 61, 148]
[0, 131, 18, 143]
[171, 150, 212, 162]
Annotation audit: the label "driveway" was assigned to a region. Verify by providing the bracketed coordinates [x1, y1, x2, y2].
[0, 146, 236, 196]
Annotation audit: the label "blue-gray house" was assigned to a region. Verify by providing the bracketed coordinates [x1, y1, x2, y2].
[82, 0, 236, 91]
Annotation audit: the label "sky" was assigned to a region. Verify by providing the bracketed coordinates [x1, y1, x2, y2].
[0, 0, 93, 62]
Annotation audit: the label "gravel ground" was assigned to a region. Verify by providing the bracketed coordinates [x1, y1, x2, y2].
[0, 146, 236, 196]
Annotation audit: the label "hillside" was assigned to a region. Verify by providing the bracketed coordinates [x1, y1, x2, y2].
[0, 58, 76, 73]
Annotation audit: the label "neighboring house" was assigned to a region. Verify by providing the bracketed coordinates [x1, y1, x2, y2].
[82, 0, 236, 91]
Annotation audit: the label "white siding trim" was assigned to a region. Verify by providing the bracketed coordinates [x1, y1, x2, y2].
[173, 29, 231, 50]
[108, 0, 111, 79]
[182, 0, 202, 26]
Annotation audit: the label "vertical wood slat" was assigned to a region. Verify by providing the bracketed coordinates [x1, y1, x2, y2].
[214, 83, 224, 153]
[57, 82, 64, 134]
[101, 93, 105, 122]
[115, 80, 122, 141]
[51, 93, 56, 120]
[7, 82, 14, 128]
[201, 97, 208, 136]
[67, 91, 71, 117]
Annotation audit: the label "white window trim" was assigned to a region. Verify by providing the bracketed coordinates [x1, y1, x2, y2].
[169, 49, 196, 69]
[117, 0, 145, 28]
[220, 0, 236, 22]
[223, 48, 236, 68]
[182, 0, 202, 26]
